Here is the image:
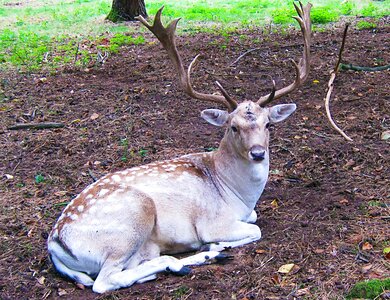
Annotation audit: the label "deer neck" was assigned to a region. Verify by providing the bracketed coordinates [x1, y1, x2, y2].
[212, 137, 269, 211]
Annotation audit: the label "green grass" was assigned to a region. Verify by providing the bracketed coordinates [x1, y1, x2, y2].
[356, 20, 377, 30]
[0, 0, 389, 72]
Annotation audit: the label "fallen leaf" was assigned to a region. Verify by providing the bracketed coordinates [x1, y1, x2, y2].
[381, 130, 390, 140]
[270, 199, 279, 209]
[294, 287, 310, 296]
[278, 263, 295, 274]
[343, 159, 355, 169]
[4, 174, 14, 180]
[255, 249, 267, 254]
[37, 276, 45, 285]
[313, 248, 325, 254]
[75, 283, 85, 290]
[361, 264, 372, 274]
[347, 234, 362, 244]
[90, 113, 99, 120]
[271, 273, 282, 284]
[312, 79, 319, 84]
[339, 198, 349, 205]
[54, 191, 68, 197]
[362, 242, 373, 251]
[58, 288, 67, 296]
[368, 269, 384, 279]
[383, 247, 390, 260]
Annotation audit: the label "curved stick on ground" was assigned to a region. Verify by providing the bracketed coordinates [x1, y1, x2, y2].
[325, 25, 353, 142]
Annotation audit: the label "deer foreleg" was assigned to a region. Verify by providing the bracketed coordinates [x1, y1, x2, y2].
[246, 210, 257, 223]
[201, 222, 261, 252]
[93, 255, 186, 293]
[92, 251, 225, 293]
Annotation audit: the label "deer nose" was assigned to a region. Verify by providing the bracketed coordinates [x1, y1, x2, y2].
[249, 146, 266, 161]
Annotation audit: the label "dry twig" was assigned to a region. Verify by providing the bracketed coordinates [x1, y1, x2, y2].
[324, 25, 353, 142]
[340, 63, 390, 72]
[8, 122, 65, 130]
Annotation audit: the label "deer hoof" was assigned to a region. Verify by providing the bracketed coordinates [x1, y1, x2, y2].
[215, 253, 234, 264]
[170, 266, 192, 276]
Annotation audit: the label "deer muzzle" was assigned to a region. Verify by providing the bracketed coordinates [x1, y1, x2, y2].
[249, 145, 267, 162]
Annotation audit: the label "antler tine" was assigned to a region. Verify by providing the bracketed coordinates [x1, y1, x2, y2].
[136, 7, 235, 112]
[215, 81, 238, 111]
[257, 1, 312, 106]
[258, 79, 276, 107]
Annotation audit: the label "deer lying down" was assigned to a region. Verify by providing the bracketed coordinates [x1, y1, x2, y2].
[48, 2, 312, 293]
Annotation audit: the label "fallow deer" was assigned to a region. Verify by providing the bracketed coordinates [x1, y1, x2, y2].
[48, 2, 312, 293]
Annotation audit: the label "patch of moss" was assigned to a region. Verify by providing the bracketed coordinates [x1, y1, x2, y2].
[346, 278, 390, 299]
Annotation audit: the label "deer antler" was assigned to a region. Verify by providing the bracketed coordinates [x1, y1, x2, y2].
[257, 2, 312, 107]
[136, 8, 238, 112]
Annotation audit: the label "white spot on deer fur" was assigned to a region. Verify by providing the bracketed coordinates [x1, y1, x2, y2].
[98, 189, 109, 197]
[163, 164, 177, 172]
[112, 175, 121, 182]
[77, 205, 84, 212]
[66, 212, 72, 217]
[70, 214, 78, 220]
[132, 167, 141, 171]
[89, 199, 96, 205]
[103, 178, 110, 183]
[86, 194, 93, 199]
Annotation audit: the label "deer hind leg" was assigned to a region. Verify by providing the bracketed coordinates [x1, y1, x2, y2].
[200, 221, 262, 252]
[49, 251, 95, 287]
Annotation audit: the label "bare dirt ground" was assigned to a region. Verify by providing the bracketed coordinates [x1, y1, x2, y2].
[0, 19, 389, 299]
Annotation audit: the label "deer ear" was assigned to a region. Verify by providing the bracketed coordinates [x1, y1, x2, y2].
[269, 104, 297, 123]
[201, 109, 229, 127]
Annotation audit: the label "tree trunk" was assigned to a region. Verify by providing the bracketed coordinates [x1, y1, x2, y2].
[106, 0, 147, 22]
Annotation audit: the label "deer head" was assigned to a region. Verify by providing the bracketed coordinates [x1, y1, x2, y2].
[137, 2, 311, 173]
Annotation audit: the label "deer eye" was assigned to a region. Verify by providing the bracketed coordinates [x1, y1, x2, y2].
[231, 126, 238, 133]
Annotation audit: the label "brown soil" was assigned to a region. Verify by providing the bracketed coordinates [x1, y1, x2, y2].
[0, 20, 389, 300]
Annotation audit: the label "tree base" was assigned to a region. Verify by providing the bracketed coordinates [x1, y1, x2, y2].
[106, 0, 147, 23]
